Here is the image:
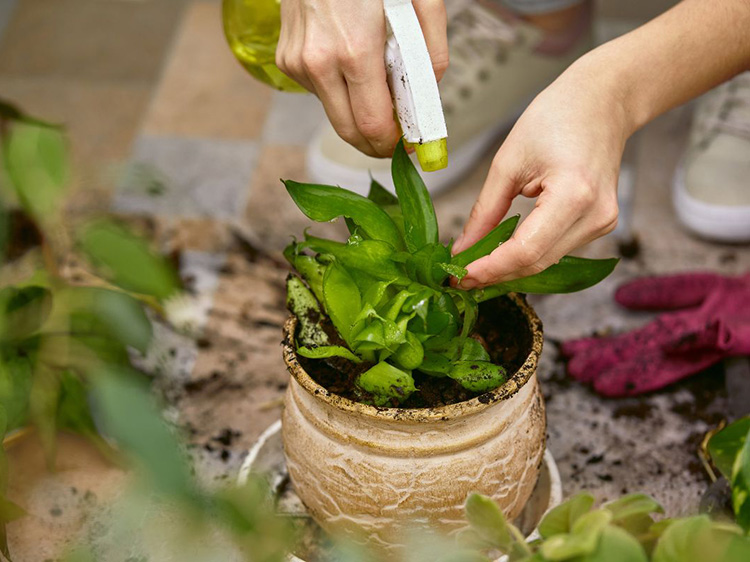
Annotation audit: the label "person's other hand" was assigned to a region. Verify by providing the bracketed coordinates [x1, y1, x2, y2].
[452, 60, 628, 289]
[276, 0, 448, 158]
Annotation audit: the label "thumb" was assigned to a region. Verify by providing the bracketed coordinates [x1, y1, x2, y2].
[615, 272, 724, 311]
[413, 0, 449, 80]
[452, 152, 517, 255]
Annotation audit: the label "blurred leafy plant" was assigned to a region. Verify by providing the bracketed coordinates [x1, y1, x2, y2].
[0, 102, 182, 560]
[708, 416, 750, 531]
[284, 140, 618, 406]
[462, 491, 750, 562]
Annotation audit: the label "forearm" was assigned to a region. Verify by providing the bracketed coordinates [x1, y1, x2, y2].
[569, 0, 750, 137]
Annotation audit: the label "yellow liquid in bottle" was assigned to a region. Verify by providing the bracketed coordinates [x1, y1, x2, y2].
[222, 0, 306, 93]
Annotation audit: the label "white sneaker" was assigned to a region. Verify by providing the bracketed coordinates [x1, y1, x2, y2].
[307, 0, 593, 195]
[673, 72, 750, 243]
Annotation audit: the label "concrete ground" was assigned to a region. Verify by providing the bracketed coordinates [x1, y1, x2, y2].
[1, 0, 748, 559]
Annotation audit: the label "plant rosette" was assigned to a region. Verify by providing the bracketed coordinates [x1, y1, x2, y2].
[279, 141, 617, 556]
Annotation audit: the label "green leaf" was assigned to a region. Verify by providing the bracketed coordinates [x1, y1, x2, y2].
[90, 366, 195, 501]
[577, 525, 648, 562]
[541, 510, 612, 561]
[283, 244, 327, 304]
[731, 425, 750, 531]
[603, 494, 664, 522]
[283, 180, 403, 249]
[3, 122, 68, 220]
[448, 361, 506, 392]
[29, 362, 60, 465]
[652, 515, 750, 562]
[78, 219, 179, 300]
[297, 345, 361, 363]
[286, 275, 329, 348]
[0, 286, 52, 342]
[391, 140, 438, 251]
[465, 493, 512, 550]
[478, 256, 619, 300]
[539, 492, 596, 538]
[0, 353, 33, 431]
[451, 215, 520, 268]
[322, 263, 361, 344]
[367, 178, 398, 206]
[81, 288, 153, 354]
[301, 235, 405, 281]
[356, 362, 415, 406]
[708, 417, 750, 480]
[391, 331, 424, 370]
[438, 263, 468, 282]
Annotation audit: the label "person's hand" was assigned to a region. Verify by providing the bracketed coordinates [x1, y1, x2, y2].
[276, 0, 448, 158]
[451, 59, 629, 289]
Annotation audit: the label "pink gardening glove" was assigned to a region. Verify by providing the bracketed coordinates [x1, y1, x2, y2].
[561, 272, 750, 397]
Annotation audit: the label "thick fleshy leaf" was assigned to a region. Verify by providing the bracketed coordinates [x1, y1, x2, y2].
[356, 362, 415, 406]
[451, 215, 520, 268]
[478, 256, 619, 300]
[391, 140, 438, 251]
[368, 178, 398, 206]
[297, 345, 361, 363]
[652, 515, 750, 562]
[465, 493, 512, 549]
[301, 235, 405, 281]
[79, 219, 180, 300]
[708, 417, 750, 480]
[322, 263, 361, 344]
[539, 492, 596, 538]
[286, 275, 329, 348]
[577, 525, 648, 562]
[391, 331, 424, 370]
[283, 180, 403, 249]
[0, 354, 33, 431]
[3, 122, 68, 220]
[283, 244, 326, 304]
[439, 263, 468, 282]
[448, 361, 506, 392]
[540, 510, 612, 561]
[603, 494, 664, 523]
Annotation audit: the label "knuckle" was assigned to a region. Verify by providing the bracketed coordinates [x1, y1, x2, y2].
[301, 48, 331, 75]
[469, 200, 486, 222]
[517, 242, 545, 268]
[569, 182, 596, 210]
[357, 117, 392, 141]
[432, 54, 450, 76]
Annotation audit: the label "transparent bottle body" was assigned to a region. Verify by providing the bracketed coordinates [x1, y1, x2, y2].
[222, 0, 305, 93]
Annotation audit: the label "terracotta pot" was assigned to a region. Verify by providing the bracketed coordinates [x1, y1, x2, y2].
[281, 294, 546, 557]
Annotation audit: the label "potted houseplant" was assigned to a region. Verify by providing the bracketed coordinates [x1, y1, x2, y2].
[280, 141, 617, 556]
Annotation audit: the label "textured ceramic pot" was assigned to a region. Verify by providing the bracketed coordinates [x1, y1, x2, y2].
[281, 294, 546, 557]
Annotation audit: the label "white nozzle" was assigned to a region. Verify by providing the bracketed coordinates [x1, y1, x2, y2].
[384, 0, 448, 171]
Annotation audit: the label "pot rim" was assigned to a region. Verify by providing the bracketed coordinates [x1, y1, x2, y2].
[282, 293, 543, 422]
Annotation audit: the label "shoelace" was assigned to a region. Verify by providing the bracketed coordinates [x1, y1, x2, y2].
[702, 73, 750, 141]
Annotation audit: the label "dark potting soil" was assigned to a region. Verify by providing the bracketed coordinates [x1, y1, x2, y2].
[297, 296, 534, 408]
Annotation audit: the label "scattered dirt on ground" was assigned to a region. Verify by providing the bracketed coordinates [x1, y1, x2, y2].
[299, 296, 533, 408]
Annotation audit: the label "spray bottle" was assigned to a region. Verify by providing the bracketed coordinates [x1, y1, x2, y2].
[222, 0, 448, 172]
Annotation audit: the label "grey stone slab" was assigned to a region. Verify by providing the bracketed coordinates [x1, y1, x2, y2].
[113, 135, 259, 219]
[262, 91, 327, 146]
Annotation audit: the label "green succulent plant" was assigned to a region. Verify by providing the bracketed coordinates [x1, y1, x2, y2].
[284, 141, 618, 406]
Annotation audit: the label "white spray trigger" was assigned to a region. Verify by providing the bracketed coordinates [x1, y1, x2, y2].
[384, 0, 448, 172]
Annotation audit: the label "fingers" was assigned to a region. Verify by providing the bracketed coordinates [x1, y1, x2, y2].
[343, 53, 401, 156]
[459, 177, 618, 289]
[276, 0, 398, 158]
[413, 0, 449, 81]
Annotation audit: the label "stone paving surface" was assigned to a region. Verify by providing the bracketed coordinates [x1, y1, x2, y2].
[1, 0, 748, 559]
